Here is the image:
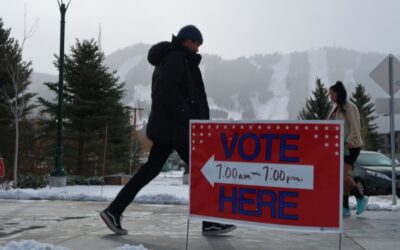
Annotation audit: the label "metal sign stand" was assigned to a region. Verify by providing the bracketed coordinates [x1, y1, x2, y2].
[185, 219, 190, 250]
[338, 233, 342, 250]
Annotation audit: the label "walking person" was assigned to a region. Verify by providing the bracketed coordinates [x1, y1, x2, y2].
[100, 25, 236, 236]
[328, 81, 369, 217]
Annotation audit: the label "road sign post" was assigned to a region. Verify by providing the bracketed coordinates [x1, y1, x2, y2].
[389, 56, 397, 206]
[189, 121, 343, 233]
[370, 54, 400, 205]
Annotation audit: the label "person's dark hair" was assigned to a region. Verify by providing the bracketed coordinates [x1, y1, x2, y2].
[329, 81, 347, 112]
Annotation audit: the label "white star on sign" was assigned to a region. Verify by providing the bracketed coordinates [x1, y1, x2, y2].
[314, 134, 319, 139]
[324, 143, 329, 147]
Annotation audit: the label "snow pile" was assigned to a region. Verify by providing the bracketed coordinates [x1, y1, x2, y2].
[0, 171, 188, 205]
[0, 187, 108, 202]
[135, 193, 187, 205]
[114, 244, 148, 250]
[0, 185, 188, 205]
[350, 195, 400, 211]
[0, 240, 67, 250]
[0, 240, 148, 250]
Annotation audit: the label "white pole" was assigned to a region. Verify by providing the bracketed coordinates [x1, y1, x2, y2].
[389, 55, 397, 205]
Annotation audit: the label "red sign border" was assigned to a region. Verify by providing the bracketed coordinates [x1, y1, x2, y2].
[188, 120, 344, 233]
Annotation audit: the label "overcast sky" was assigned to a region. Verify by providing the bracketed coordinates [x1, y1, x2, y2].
[1, 0, 400, 74]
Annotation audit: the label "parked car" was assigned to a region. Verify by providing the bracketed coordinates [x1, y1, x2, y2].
[352, 151, 400, 197]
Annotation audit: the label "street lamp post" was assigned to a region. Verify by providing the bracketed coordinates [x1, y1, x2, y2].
[129, 106, 143, 175]
[50, 0, 70, 187]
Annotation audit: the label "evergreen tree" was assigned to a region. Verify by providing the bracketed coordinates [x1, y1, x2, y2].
[298, 78, 332, 120]
[38, 39, 133, 176]
[0, 18, 36, 182]
[350, 84, 380, 150]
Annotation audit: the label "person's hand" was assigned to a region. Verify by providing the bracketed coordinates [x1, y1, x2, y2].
[347, 142, 354, 148]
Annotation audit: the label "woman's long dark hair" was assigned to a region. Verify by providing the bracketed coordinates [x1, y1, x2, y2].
[329, 81, 347, 113]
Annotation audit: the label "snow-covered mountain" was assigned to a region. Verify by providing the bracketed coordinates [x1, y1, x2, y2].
[29, 72, 57, 101]
[31, 45, 400, 133]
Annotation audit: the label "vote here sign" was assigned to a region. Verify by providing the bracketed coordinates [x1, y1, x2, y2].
[189, 121, 343, 233]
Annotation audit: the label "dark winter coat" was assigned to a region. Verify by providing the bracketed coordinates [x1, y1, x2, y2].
[146, 36, 210, 144]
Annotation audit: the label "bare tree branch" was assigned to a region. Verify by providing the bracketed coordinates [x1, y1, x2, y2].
[21, 2, 39, 50]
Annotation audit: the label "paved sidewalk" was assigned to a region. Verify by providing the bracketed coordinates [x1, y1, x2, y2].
[0, 200, 399, 249]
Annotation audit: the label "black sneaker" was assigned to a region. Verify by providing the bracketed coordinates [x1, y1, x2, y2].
[202, 221, 237, 236]
[100, 209, 128, 235]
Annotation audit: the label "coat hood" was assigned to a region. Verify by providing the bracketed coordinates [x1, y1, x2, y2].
[147, 41, 175, 66]
[147, 36, 202, 67]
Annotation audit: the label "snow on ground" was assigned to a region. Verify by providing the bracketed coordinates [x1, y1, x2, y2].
[0, 170, 399, 211]
[0, 171, 188, 205]
[0, 240, 148, 250]
[0, 240, 67, 250]
[114, 244, 148, 250]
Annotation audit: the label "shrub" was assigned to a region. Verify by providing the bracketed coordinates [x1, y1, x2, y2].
[17, 175, 48, 189]
[67, 175, 103, 185]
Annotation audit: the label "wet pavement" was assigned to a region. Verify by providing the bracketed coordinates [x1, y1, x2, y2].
[0, 200, 399, 249]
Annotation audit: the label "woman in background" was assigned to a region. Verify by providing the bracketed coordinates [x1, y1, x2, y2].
[328, 81, 369, 217]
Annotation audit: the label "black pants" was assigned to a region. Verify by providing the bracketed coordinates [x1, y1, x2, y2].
[344, 147, 361, 166]
[108, 142, 189, 215]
